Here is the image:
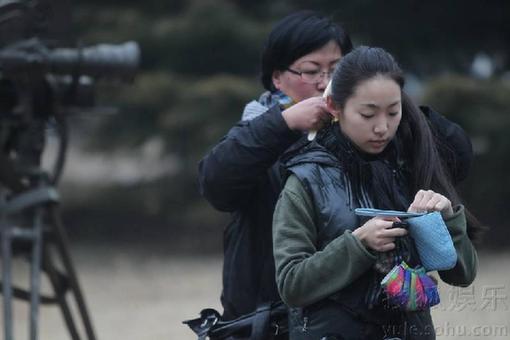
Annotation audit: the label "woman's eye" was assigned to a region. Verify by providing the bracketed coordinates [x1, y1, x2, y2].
[360, 113, 374, 119]
[302, 70, 320, 76]
[389, 112, 400, 116]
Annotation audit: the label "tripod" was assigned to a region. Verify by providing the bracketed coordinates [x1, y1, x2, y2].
[1, 170, 97, 340]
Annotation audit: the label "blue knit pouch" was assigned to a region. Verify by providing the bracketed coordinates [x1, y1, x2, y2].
[354, 208, 457, 271]
[406, 211, 457, 271]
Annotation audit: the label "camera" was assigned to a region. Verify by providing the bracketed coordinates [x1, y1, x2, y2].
[0, 38, 140, 189]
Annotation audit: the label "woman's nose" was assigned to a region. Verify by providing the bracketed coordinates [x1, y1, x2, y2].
[374, 120, 389, 135]
[317, 75, 329, 90]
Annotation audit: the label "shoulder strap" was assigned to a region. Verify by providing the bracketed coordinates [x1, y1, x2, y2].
[183, 301, 288, 339]
[251, 302, 272, 340]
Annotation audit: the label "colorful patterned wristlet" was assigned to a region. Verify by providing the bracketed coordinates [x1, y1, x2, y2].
[381, 261, 440, 311]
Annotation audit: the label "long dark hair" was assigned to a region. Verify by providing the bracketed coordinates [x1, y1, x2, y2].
[330, 46, 483, 241]
[261, 10, 353, 92]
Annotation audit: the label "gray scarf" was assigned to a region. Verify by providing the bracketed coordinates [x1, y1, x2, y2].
[241, 90, 293, 121]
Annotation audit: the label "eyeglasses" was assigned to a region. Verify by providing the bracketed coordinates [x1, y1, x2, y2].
[286, 67, 333, 84]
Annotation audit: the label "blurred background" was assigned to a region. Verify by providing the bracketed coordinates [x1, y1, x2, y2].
[4, 0, 510, 339]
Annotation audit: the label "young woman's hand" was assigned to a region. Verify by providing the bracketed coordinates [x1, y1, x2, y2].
[352, 216, 407, 252]
[408, 189, 454, 219]
[282, 96, 331, 132]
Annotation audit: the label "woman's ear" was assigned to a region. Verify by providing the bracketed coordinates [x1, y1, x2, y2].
[326, 96, 341, 121]
[272, 71, 282, 90]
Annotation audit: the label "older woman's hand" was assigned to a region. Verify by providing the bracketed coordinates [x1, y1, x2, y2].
[281, 96, 331, 132]
[408, 189, 454, 220]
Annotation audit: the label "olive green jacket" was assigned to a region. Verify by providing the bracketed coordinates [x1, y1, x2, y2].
[273, 175, 478, 308]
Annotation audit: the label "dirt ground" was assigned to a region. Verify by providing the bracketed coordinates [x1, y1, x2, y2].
[3, 247, 509, 340]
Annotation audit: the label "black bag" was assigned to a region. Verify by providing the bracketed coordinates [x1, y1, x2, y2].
[183, 301, 288, 340]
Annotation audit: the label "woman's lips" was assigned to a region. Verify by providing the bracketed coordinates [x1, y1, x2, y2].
[369, 140, 388, 148]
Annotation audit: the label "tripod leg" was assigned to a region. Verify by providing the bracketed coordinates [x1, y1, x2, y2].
[42, 246, 81, 340]
[49, 206, 97, 340]
[1, 207, 14, 340]
[29, 207, 44, 340]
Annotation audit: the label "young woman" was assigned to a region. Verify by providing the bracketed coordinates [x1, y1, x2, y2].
[273, 46, 479, 340]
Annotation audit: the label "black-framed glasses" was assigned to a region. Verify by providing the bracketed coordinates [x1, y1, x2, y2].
[286, 67, 333, 84]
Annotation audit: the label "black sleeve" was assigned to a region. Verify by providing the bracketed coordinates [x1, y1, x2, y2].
[420, 106, 474, 184]
[198, 105, 301, 212]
